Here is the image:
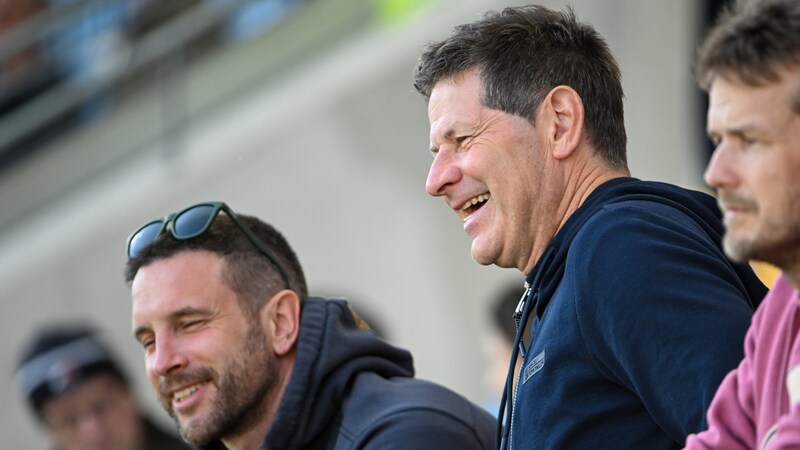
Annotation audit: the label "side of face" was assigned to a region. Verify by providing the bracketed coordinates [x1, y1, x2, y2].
[425, 69, 556, 272]
[131, 250, 279, 447]
[705, 67, 800, 269]
[41, 374, 142, 450]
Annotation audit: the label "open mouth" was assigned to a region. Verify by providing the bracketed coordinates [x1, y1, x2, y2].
[171, 381, 209, 405]
[461, 193, 490, 218]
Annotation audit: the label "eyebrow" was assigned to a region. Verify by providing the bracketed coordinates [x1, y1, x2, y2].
[717, 121, 756, 132]
[429, 127, 459, 154]
[709, 123, 759, 140]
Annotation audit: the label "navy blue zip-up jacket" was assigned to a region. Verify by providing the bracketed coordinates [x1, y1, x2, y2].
[503, 177, 767, 449]
[204, 298, 497, 450]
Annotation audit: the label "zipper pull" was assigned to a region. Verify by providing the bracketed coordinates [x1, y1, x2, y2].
[513, 281, 532, 331]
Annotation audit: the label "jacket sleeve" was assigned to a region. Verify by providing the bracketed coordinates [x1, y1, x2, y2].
[337, 375, 497, 450]
[572, 204, 758, 443]
[356, 409, 497, 450]
[683, 322, 758, 449]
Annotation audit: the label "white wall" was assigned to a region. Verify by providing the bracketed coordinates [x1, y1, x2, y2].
[0, 0, 703, 447]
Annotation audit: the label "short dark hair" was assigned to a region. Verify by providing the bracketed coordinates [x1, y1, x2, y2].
[125, 213, 308, 317]
[413, 5, 627, 171]
[695, 0, 800, 109]
[17, 324, 129, 418]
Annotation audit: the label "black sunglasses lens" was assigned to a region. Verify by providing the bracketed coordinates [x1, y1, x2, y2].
[129, 221, 164, 258]
[174, 204, 216, 238]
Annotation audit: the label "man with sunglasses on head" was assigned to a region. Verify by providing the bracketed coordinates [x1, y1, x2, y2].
[124, 202, 497, 450]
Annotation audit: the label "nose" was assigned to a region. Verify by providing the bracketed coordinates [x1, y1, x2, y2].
[704, 143, 738, 191]
[74, 409, 106, 442]
[149, 334, 188, 377]
[426, 150, 462, 197]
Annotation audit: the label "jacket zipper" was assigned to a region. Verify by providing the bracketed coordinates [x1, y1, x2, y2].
[508, 281, 533, 450]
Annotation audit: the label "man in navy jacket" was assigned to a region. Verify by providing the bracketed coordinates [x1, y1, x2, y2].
[414, 5, 767, 449]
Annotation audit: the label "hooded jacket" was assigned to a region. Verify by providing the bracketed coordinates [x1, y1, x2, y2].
[205, 298, 497, 450]
[501, 177, 767, 449]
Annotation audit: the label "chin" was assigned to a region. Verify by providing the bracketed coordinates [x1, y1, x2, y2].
[470, 243, 494, 266]
[723, 232, 763, 264]
[470, 244, 504, 268]
[179, 424, 215, 448]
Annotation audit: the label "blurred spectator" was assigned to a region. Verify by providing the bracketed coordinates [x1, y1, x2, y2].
[0, 0, 62, 115]
[39, 0, 134, 120]
[42, 0, 131, 83]
[207, 0, 299, 42]
[480, 283, 527, 416]
[15, 323, 191, 450]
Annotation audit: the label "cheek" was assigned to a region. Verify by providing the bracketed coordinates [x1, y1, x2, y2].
[52, 429, 81, 450]
[144, 357, 159, 385]
[748, 157, 788, 203]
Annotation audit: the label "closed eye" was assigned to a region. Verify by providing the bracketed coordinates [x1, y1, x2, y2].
[181, 319, 205, 330]
[742, 135, 758, 147]
[138, 335, 154, 353]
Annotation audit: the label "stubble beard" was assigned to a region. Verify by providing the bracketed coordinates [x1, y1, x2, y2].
[168, 324, 280, 447]
[723, 210, 800, 271]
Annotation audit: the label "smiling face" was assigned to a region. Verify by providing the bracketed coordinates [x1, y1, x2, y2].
[705, 67, 800, 274]
[131, 250, 279, 447]
[426, 69, 562, 272]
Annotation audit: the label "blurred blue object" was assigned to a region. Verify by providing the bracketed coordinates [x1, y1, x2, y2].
[42, 0, 133, 85]
[207, 0, 299, 42]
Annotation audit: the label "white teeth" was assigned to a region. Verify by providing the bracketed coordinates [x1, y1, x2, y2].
[461, 193, 491, 212]
[173, 384, 200, 401]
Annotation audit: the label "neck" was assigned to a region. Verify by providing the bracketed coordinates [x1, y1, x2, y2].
[560, 163, 627, 227]
[521, 160, 628, 274]
[220, 400, 277, 450]
[221, 359, 295, 450]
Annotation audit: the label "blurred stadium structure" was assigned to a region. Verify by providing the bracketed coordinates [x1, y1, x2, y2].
[1, 1, 734, 448]
[0, 0, 385, 231]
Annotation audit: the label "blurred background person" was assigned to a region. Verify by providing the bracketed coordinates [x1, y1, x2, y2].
[15, 323, 191, 450]
[480, 283, 526, 417]
[684, 0, 800, 447]
[0, 0, 64, 117]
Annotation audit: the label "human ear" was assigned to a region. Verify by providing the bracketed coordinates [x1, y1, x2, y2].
[262, 290, 301, 356]
[542, 85, 585, 160]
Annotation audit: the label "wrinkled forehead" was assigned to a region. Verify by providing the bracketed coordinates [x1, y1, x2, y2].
[428, 69, 485, 117]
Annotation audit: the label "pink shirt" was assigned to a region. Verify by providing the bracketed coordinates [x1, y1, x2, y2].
[685, 274, 800, 449]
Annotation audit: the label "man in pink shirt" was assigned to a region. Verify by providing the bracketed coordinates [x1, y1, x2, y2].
[684, 0, 800, 448]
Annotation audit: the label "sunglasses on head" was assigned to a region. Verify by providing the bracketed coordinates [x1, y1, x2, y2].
[126, 201, 290, 288]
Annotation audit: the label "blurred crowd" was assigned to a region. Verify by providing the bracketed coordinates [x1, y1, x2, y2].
[0, 0, 300, 158]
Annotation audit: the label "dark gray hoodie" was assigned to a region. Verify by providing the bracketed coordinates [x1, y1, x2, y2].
[205, 297, 497, 450]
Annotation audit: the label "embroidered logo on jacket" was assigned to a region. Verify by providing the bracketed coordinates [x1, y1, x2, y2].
[523, 350, 545, 385]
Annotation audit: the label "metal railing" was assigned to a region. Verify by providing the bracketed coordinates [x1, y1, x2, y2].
[0, 0, 292, 154]
[0, 0, 374, 232]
